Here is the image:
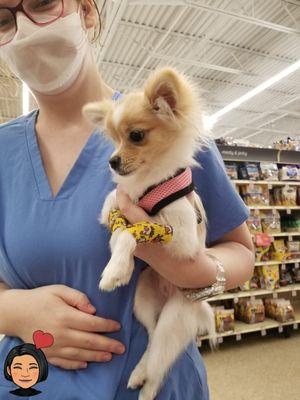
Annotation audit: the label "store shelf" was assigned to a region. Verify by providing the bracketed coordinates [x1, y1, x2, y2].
[206, 283, 300, 302]
[251, 232, 300, 237]
[248, 206, 300, 210]
[255, 259, 300, 266]
[197, 301, 300, 346]
[232, 179, 300, 186]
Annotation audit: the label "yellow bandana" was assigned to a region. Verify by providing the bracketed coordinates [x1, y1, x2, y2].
[108, 209, 173, 244]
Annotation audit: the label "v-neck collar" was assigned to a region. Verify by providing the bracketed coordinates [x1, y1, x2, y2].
[25, 90, 122, 201]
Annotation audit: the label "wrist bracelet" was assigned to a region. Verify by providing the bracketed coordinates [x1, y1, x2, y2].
[178, 252, 226, 302]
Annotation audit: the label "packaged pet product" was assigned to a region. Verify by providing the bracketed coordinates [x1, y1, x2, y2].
[246, 211, 262, 234]
[224, 162, 238, 180]
[264, 298, 277, 318]
[264, 298, 295, 322]
[272, 187, 282, 205]
[254, 233, 271, 262]
[240, 268, 260, 291]
[270, 239, 287, 262]
[266, 299, 296, 323]
[279, 165, 300, 181]
[281, 213, 300, 232]
[276, 300, 295, 323]
[215, 309, 235, 333]
[279, 265, 294, 286]
[235, 299, 265, 324]
[257, 264, 280, 290]
[238, 162, 260, 181]
[261, 210, 281, 234]
[286, 241, 300, 259]
[241, 184, 270, 206]
[291, 264, 300, 283]
[281, 186, 297, 206]
[259, 162, 279, 181]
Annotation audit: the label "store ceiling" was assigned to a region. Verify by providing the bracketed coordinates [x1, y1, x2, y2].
[1, 0, 300, 147]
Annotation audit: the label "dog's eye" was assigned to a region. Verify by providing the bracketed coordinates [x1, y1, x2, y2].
[129, 130, 145, 143]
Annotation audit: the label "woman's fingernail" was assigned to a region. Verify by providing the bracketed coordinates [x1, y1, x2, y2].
[87, 304, 96, 311]
[103, 353, 112, 361]
[116, 346, 125, 354]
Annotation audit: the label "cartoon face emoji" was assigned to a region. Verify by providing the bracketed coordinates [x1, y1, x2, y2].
[7, 354, 40, 389]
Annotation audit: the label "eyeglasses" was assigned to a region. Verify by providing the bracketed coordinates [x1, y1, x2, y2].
[0, 0, 64, 47]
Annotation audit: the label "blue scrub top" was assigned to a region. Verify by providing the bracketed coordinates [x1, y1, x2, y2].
[0, 90, 249, 399]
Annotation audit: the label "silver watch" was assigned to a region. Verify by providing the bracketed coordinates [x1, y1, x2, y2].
[179, 253, 226, 302]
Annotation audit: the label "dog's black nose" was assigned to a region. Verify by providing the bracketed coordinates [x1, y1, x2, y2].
[109, 156, 121, 170]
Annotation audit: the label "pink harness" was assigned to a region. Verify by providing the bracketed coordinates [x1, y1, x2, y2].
[137, 167, 201, 223]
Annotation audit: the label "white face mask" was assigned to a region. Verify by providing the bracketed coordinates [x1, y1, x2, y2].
[0, 7, 90, 95]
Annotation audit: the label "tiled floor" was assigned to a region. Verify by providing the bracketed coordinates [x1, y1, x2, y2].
[201, 329, 300, 400]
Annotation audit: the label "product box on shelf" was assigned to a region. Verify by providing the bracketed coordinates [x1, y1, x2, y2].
[264, 298, 295, 323]
[234, 298, 265, 324]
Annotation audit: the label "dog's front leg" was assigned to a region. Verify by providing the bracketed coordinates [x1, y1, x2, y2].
[99, 188, 118, 228]
[99, 229, 136, 291]
[99, 188, 136, 291]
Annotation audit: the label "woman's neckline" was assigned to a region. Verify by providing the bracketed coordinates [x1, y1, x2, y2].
[25, 90, 122, 201]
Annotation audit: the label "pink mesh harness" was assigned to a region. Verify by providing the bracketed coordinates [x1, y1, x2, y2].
[137, 167, 201, 223]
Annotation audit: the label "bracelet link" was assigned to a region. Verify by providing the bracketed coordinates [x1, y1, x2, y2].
[178, 252, 226, 302]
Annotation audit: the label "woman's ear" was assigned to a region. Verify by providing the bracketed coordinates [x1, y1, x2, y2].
[6, 366, 11, 376]
[80, 0, 97, 35]
[144, 67, 180, 116]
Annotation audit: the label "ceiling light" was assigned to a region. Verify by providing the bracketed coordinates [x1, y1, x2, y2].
[206, 59, 300, 127]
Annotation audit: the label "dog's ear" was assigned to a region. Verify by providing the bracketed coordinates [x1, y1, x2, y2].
[82, 100, 112, 128]
[144, 67, 180, 116]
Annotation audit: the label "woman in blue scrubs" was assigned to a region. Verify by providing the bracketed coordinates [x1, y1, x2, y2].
[0, 1, 254, 399]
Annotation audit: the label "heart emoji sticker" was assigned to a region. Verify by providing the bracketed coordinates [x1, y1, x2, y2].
[33, 330, 54, 349]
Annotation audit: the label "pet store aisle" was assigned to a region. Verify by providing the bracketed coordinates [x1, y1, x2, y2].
[201, 331, 300, 400]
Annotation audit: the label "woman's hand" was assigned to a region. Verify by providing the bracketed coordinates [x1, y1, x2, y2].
[116, 184, 195, 260]
[2, 285, 126, 370]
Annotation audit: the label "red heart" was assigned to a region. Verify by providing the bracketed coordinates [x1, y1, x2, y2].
[33, 330, 54, 349]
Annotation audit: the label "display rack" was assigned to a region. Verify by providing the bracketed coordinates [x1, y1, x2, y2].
[197, 144, 300, 347]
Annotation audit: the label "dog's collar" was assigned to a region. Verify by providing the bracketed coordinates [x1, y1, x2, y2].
[137, 167, 201, 222]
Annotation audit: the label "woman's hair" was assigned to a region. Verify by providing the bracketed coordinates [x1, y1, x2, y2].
[4, 344, 48, 383]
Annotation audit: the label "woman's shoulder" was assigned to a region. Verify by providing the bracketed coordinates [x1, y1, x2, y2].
[0, 110, 36, 141]
[0, 111, 36, 161]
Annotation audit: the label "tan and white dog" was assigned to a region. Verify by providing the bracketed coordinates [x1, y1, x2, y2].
[83, 67, 217, 400]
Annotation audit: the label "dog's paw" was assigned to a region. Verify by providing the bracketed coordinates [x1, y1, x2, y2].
[127, 364, 147, 390]
[138, 382, 158, 400]
[99, 260, 134, 292]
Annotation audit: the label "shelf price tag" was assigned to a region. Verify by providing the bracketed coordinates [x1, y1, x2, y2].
[278, 326, 283, 333]
[273, 292, 278, 299]
[288, 236, 292, 242]
[281, 264, 286, 271]
[293, 323, 298, 330]
[234, 297, 239, 304]
[217, 337, 223, 344]
[261, 329, 267, 336]
[236, 333, 242, 341]
[286, 209, 291, 215]
[292, 290, 297, 297]
[268, 184, 272, 190]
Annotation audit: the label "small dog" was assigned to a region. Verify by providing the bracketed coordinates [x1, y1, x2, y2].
[83, 67, 217, 400]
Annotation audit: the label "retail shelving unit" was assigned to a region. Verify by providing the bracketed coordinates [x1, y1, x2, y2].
[197, 144, 300, 347]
